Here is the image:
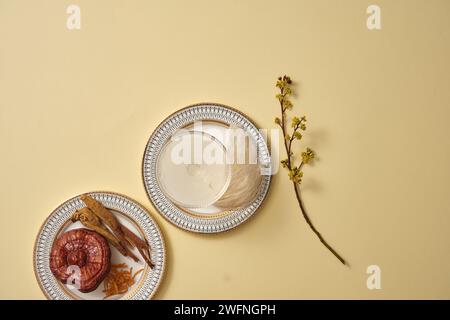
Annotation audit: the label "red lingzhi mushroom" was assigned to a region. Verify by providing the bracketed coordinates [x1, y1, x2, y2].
[50, 228, 111, 293]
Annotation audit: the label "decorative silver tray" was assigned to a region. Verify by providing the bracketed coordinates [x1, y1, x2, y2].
[142, 103, 272, 233]
[33, 192, 165, 300]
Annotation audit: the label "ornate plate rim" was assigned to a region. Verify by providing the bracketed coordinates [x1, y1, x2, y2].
[33, 191, 166, 300]
[142, 102, 272, 233]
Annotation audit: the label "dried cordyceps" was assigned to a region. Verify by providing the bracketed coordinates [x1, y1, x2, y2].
[103, 263, 144, 299]
[275, 75, 346, 265]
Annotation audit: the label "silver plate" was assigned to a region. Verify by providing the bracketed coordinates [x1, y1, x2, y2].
[33, 192, 165, 300]
[142, 103, 272, 233]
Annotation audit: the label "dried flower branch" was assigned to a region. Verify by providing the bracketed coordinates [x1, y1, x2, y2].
[275, 75, 346, 265]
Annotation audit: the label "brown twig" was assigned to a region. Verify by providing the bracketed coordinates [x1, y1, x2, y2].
[293, 183, 346, 265]
[276, 75, 346, 265]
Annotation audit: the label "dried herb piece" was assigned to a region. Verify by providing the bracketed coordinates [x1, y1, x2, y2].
[72, 207, 140, 262]
[72, 195, 153, 267]
[275, 75, 346, 265]
[103, 263, 144, 299]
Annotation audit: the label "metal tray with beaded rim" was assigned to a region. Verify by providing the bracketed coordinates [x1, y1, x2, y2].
[33, 191, 165, 300]
[142, 103, 272, 233]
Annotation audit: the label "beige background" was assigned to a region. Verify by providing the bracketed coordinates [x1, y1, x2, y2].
[1, 0, 450, 299]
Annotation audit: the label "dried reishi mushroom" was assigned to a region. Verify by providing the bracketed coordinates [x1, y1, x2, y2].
[50, 228, 111, 293]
